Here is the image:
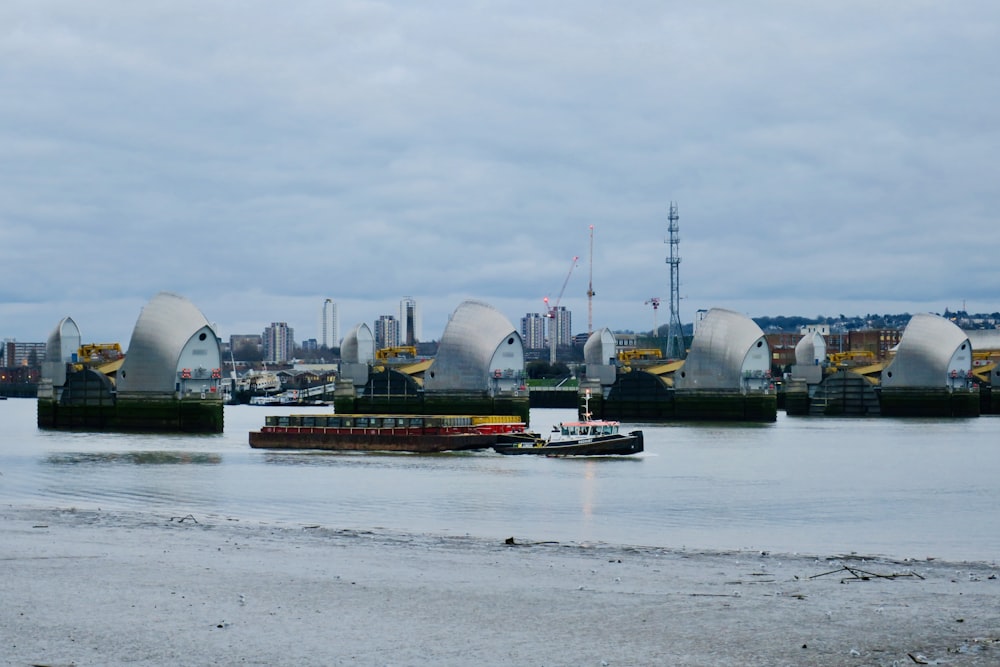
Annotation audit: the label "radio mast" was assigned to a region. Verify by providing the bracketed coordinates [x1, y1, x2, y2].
[665, 202, 685, 360]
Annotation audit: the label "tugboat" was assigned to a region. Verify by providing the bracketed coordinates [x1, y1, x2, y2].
[493, 391, 643, 456]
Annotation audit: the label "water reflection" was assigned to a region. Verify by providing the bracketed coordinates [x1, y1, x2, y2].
[580, 460, 597, 520]
[45, 451, 222, 466]
[260, 449, 480, 464]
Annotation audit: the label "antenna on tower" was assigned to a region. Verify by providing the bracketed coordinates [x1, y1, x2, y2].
[665, 202, 685, 360]
[587, 225, 595, 334]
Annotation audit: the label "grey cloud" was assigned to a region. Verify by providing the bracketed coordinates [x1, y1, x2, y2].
[1, 2, 997, 343]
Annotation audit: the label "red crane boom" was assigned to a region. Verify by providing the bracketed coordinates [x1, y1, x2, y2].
[543, 256, 579, 363]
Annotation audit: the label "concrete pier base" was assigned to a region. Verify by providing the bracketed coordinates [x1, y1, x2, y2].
[674, 390, 777, 422]
[37, 397, 224, 433]
[808, 371, 881, 417]
[879, 387, 980, 417]
[593, 388, 776, 422]
[977, 385, 998, 415]
[597, 371, 675, 420]
[588, 392, 675, 420]
[780, 379, 810, 416]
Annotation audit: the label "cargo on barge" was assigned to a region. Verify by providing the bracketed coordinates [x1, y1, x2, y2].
[248, 413, 537, 453]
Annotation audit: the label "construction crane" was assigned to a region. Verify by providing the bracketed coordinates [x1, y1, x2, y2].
[544, 256, 579, 364]
[587, 225, 595, 334]
[644, 298, 661, 336]
[375, 346, 417, 361]
[78, 342, 123, 363]
[73, 343, 124, 371]
[617, 348, 664, 364]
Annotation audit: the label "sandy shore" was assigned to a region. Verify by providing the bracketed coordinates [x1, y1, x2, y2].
[2, 507, 998, 666]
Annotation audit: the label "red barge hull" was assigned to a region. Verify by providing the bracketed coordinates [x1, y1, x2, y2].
[249, 428, 501, 452]
[248, 414, 536, 453]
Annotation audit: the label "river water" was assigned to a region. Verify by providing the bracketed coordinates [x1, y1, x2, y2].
[1, 398, 997, 561]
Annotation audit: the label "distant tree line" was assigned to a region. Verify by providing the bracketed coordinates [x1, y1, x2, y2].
[526, 360, 572, 379]
[754, 311, 1000, 333]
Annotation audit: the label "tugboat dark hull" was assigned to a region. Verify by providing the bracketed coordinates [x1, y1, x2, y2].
[493, 431, 644, 456]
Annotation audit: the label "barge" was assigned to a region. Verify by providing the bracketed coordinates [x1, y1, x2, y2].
[248, 413, 537, 453]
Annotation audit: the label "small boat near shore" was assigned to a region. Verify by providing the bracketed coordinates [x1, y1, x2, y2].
[493, 394, 643, 457]
[248, 413, 536, 453]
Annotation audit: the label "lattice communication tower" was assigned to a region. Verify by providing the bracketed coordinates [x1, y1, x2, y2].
[665, 202, 685, 359]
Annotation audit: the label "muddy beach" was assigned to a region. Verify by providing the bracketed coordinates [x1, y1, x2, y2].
[3, 507, 998, 666]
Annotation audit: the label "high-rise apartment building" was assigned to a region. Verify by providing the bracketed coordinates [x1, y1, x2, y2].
[263, 322, 294, 363]
[373, 315, 399, 350]
[3, 340, 47, 367]
[320, 298, 339, 348]
[551, 306, 572, 348]
[520, 313, 547, 350]
[399, 297, 420, 345]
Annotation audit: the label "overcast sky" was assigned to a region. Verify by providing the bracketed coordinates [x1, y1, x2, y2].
[2, 2, 997, 346]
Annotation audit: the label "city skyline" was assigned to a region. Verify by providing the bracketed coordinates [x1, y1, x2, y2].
[6, 304, 999, 372]
[7, 300, 1000, 355]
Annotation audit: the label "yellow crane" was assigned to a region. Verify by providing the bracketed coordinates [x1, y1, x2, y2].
[375, 346, 417, 361]
[618, 348, 664, 363]
[827, 350, 875, 366]
[68, 342, 124, 376]
[73, 343, 123, 369]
